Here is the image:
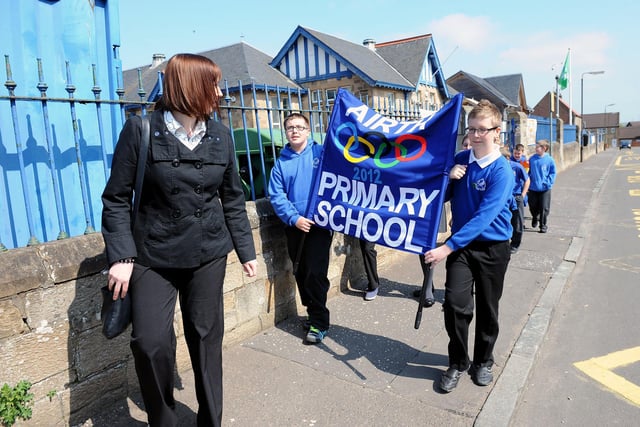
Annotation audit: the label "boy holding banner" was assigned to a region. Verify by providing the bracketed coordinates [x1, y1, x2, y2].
[268, 113, 333, 344]
[423, 100, 513, 393]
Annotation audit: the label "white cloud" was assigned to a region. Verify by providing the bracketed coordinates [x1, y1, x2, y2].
[429, 14, 496, 50]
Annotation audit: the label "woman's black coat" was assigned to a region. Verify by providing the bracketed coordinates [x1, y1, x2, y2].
[101, 110, 256, 269]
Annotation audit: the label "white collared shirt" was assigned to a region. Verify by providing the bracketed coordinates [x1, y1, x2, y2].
[164, 111, 207, 151]
[468, 146, 502, 169]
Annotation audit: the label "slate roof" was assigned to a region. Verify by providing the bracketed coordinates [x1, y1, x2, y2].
[212, 42, 301, 90]
[375, 34, 450, 100]
[271, 26, 414, 90]
[446, 71, 524, 111]
[375, 35, 432, 85]
[122, 62, 163, 103]
[122, 42, 301, 102]
[485, 74, 525, 108]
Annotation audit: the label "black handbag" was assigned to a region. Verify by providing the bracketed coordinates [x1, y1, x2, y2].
[101, 116, 150, 339]
[101, 285, 132, 339]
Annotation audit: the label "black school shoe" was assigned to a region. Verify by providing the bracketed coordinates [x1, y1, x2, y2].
[439, 367, 465, 393]
[469, 364, 493, 386]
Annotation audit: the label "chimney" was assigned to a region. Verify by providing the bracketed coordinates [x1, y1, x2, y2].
[151, 54, 165, 69]
[362, 38, 376, 51]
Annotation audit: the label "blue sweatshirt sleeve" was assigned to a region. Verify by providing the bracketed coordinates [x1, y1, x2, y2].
[548, 157, 557, 187]
[268, 158, 301, 227]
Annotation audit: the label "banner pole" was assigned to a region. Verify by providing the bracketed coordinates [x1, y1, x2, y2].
[292, 233, 306, 275]
[414, 261, 434, 329]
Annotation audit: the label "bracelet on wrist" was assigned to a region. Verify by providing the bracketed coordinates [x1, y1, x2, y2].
[115, 258, 135, 264]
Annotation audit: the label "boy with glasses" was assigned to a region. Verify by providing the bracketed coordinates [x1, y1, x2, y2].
[423, 100, 513, 393]
[268, 113, 333, 344]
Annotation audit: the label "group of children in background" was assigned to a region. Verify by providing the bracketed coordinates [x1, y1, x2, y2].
[268, 103, 557, 396]
[463, 137, 556, 251]
[509, 140, 557, 237]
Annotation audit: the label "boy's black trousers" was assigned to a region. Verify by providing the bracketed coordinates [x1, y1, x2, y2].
[443, 240, 511, 371]
[285, 225, 333, 330]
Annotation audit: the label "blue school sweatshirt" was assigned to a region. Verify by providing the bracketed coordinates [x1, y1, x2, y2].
[268, 141, 324, 227]
[528, 153, 556, 192]
[446, 149, 514, 251]
[509, 160, 529, 195]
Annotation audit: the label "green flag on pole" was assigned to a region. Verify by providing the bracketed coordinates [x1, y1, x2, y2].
[558, 51, 569, 90]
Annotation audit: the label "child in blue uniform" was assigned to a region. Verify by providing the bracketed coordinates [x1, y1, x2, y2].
[511, 143, 529, 172]
[503, 150, 530, 253]
[268, 113, 333, 344]
[528, 139, 556, 233]
[424, 99, 513, 393]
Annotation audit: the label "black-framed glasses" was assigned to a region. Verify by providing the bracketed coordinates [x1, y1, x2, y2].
[465, 126, 498, 136]
[285, 126, 308, 133]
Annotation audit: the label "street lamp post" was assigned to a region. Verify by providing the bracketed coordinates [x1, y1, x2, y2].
[604, 103, 615, 150]
[580, 70, 605, 162]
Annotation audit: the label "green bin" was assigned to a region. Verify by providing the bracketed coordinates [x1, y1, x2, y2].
[233, 128, 285, 199]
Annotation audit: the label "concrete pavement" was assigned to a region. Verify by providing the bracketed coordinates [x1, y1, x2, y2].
[91, 149, 616, 426]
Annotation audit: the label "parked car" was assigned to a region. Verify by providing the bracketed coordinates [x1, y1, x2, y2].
[620, 140, 632, 149]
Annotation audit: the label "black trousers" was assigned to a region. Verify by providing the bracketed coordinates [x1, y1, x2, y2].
[129, 256, 227, 427]
[359, 239, 379, 291]
[510, 194, 525, 248]
[528, 189, 551, 230]
[443, 240, 510, 371]
[285, 226, 333, 330]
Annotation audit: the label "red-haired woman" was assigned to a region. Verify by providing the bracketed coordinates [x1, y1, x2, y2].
[102, 53, 257, 426]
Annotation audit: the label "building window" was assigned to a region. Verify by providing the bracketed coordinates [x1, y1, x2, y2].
[311, 90, 321, 105]
[359, 90, 369, 104]
[326, 89, 337, 106]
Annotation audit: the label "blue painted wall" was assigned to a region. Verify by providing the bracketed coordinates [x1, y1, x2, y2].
[0, 0, 122, 249]
[531, 115, 577, 145]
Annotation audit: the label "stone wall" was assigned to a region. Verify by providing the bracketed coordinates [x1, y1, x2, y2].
[0, 199, 411, 425]
[508, 111, 595, 171]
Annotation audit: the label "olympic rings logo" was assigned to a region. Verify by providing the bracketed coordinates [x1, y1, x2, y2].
[333, 122, 427, 169]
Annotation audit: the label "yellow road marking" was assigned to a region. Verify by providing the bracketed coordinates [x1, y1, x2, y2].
[574, 346, 640, 406]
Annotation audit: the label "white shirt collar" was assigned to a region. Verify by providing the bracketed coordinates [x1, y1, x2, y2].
[163, 110, 207, 151]
[469, 146, 502, 169]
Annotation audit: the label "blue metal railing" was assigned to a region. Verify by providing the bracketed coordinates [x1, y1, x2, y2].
[1, 55, 432, 250]
[1, 55, 149, 250]
[37, 58, 67, 240]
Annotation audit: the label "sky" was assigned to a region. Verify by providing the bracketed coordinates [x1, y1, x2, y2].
[118, 0, 638, 123]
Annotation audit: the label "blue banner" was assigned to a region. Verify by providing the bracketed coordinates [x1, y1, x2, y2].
[307, 89, 462, 254]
